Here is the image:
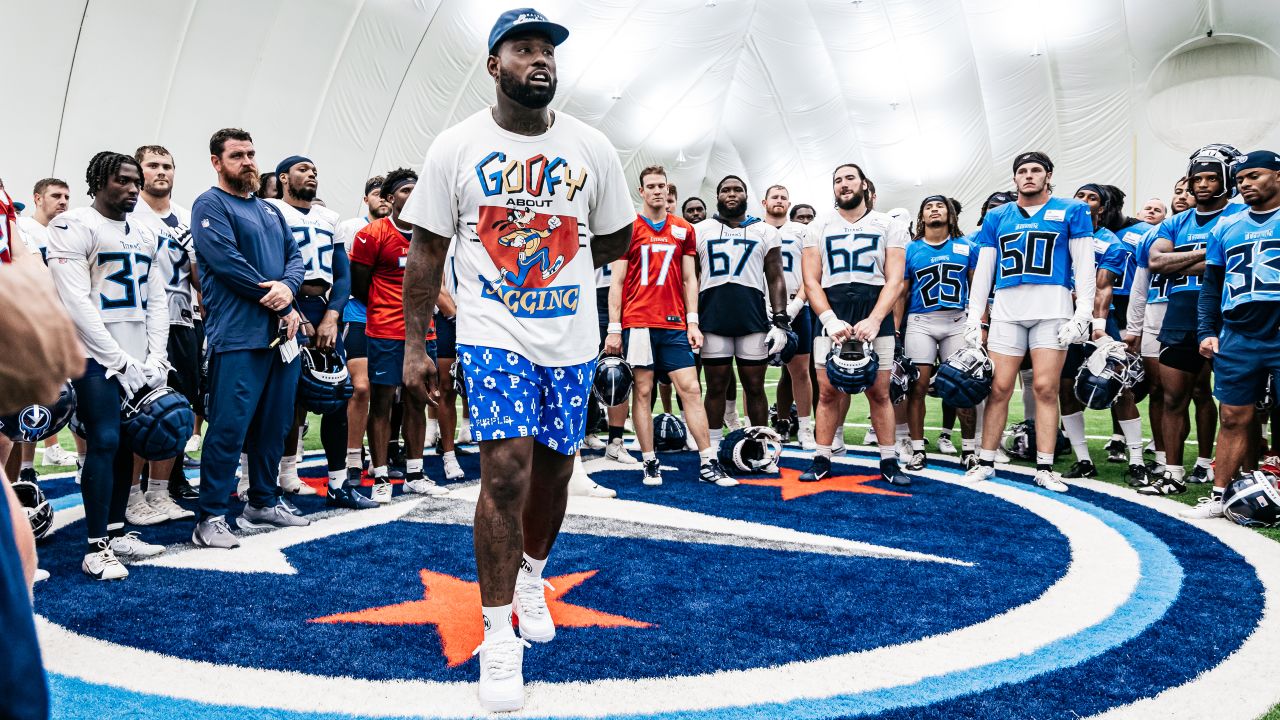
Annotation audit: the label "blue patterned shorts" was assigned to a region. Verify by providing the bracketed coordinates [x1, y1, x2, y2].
[456, 344, 597, 455]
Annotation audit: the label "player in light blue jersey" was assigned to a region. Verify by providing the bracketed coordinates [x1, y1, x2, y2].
[1146, 144, 1248, 493]
[1191, 150, 1280, 519]
[964, 152, 1097, 492]
[902, 196, 978, 468]
[762, 184, 815, 449]
[1054, 184, 1147, 487]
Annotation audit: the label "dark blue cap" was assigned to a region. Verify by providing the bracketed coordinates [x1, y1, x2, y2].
[275, 155, 313, 177]
[13, 201, 25, 213]
[1233, 150, 1280, 176]
[488, 8, 569, 54]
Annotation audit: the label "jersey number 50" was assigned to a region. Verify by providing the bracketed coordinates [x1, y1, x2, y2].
[98, 252, 152, 311]
[998, 230, 1057, 278]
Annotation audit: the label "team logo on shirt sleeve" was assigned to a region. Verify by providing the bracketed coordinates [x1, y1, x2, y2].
[477, 206, 580, 318]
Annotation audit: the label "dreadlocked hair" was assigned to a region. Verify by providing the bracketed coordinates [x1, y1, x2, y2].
[913, 197, 963, 240]
[380, 168, 418, 199]
[85, 151, 141, 198]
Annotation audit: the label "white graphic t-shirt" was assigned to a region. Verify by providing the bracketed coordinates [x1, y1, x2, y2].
[401, 108, 633, 366]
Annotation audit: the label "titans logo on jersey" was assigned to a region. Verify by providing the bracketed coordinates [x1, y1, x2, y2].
[1208, 209, 1280, 312]
[267, 200, 341, 286]
[1094, 227, 1135, 297]
[904, 236, 976, 314]
[1135, 230, 1169, 304]
[1153, 204, 1247, 296]
[974, 197, 1093, 290]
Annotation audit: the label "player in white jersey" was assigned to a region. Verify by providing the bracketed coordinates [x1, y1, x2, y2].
[695, 175, 788, 451]
[266, 156, 369, 507]
[126, 145, 201, 520]
[964, 152, 1097, 492]
[761, 184, 815, 449]
[16, 178, 78, 472]
[397, 9, 636, 711]
[49, 152, 170, 580]
[799, 163, 909, 485]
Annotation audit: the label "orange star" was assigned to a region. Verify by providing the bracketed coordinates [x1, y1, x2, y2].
[309, 569, 651, 667]
[738, 467, 911, 501]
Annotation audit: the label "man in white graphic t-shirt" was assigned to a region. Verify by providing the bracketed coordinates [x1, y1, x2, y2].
[399, 7, 634, 713]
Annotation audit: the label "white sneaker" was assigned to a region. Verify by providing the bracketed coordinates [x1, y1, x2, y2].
[863, 426, 878, 446]
[42, 444, 74, 467]
[83, 542, 129, 580]
[279, 470, 317, 496]
[798, 425, 817, 451]
[443, 457, 465, 481]
[185, 433, 202, 454]
[125, 496, 168, 526]
[513, 573, 556, 642]
[1180, 496, 1225, 520]
[457, 423, 473, 444]
[605, 438, 639, 464]
[937, 435, 957, 455]
[109, 531, 165, 558]
[370, 479, 393, 504]
[145, 491, 195, 520]
[995, 447, 1011, 464]
[32, 568, 50, 584]
[404, 475, 449, 497]
[473, 635, 529, 713]
[582, 434, 607, 450]
[723, 409, 742, 431]
[962, 464, 994, 483]
[1035, 469, 1069, 493]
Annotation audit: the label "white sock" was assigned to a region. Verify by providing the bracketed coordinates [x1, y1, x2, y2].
[406, 458, 423, 475]
[878, 444, 896, 460]
[1195, 456, 1212, 469]
[372, 465, 388, 481]
[145, 477, 167, 497]
[77, 453, 87, 466]
[522, 552, 546, 577]
[20, 460, 33, 471]
[979, 448, 997, 463]
[895, 423, 910, 442]
[427, 418, 439, 433]
[815, 444, 832, 459]
[281, 454, 297, 475]
[1110, 433, 1123, 443]
[327, 470, 345, 490]
[698, 447, 714, 464]
[482, 604, 515, 639]
[911, 440, 925, 451]
[1119, 418, 1144, 465]
[128, 485, 145, 503]
[1036, 451, 1055, 468]
[1061, 412, 1090, 462]
[346, 447, 362, 469]
[798, 416, 813, 431]
[1154, 450, 1167, 466]
[642, 451, 656, 462]
[962, 438, 977, 452]
[1168, 465, 1185, 481]
[443, 450, 457, 464]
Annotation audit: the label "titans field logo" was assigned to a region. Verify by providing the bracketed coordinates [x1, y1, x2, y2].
[29, 449, 1280, 719]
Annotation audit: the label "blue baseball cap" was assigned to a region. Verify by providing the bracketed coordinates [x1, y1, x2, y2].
[488, 8, 569, 54]
[1233, 150, 1280, 176]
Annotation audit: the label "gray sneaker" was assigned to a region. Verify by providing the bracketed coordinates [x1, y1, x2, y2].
[192, 516, 241, 549]
[238, 503, 312, 530]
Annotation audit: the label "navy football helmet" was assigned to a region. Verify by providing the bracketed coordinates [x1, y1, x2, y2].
[0, 381, 76, 442]
[825, 340, 879, 395]
[1074, 341, 1128, 410]
[298, 347, 354, 415]
[11, 476, 53, 540]
[1124, 350, 1149, 403]
[717, 426, 783, 476]
[933, 346, 992, 409]
[767, 327, 800, 367]
[122, 385, 195, 461]
[1258, 373, 1276, 412]
[449, 358, 467, 398]
[1004, 420, 1036, 462]
[889, 346, 918, 405]
[1188, 143, 1245, 199]
[1223, 470, 1280, 528]
[653, 412, 688, 452]
[592, 355, 634, 407]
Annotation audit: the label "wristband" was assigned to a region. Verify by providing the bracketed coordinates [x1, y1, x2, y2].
[771, 311, 790, 329]
[818, 310, 836, 326]
[686, 312, 699, 325]
[1091, 318, 1106, 331]
[607, 322, 623, 335]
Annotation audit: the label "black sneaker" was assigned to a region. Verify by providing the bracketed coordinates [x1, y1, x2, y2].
[1137, 472, 1186, 496]
[1104, 439, 1126, 464]
[170, 475, 199, 501]
[327, 484, 379, 510]
[799, 456, 831, 482]
[642, 459, 662, 486]
[883, 466, 912, 487]
[698, 459, 736, 487]
[907, 451, 927, 471]
[1063, 460, 1098, 479]
[1125, 463, 1150, 488]
[1187, 464, 1213, 484]
[18, 467, 38, 485]
[962, 452, 978, 470]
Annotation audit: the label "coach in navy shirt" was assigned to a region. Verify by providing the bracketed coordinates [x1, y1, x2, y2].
[190, 128, 309, 548]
